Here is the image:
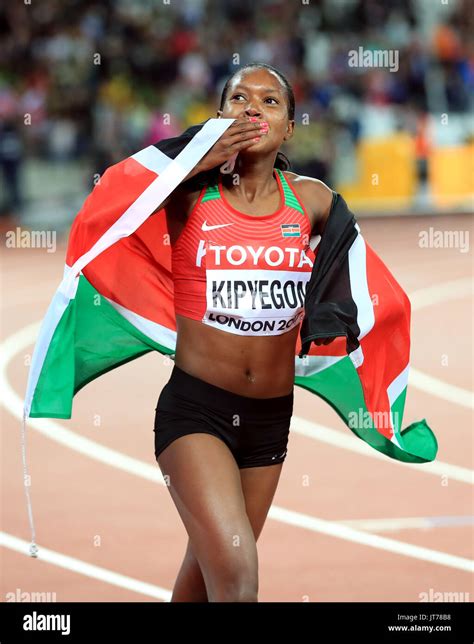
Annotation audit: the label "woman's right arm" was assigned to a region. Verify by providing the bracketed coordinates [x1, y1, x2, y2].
[150, 117, 265, 215]
[150, 161, 207, 215]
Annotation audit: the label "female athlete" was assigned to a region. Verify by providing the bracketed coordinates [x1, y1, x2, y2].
[153, 63, 335, 602]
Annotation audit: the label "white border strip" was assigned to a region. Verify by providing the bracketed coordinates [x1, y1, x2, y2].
[131, 146, 171, 174]
[61, 119, 234, 299]
[22, 288, 72, 417]
[348, 231, 375, 342]
[104, 297, 177, 351]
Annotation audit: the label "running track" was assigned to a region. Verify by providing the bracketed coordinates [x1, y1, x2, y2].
[1, 213, 473, 602]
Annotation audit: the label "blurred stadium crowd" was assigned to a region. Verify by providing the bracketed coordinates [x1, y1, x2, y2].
[0, 0, 473, 224]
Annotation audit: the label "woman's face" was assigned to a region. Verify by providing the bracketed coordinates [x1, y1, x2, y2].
[217, 68, 295, 153]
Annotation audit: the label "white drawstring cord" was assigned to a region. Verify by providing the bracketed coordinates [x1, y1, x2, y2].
[21, 408, 38, 558]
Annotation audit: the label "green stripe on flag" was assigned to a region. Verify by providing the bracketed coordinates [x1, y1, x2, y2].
[29, 276, 437, 463]
[295, 357, 437, 463]
[30, 275, 173, 419]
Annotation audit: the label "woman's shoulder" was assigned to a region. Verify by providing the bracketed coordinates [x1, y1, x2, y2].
[282, 170, 334, 201]
[173, 168, 221, 217]
[282, 171, 335, 233]
[150, 178, 203, 218]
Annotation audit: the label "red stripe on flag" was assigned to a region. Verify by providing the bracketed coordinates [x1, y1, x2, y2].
[66, 157, 158, 266]
[83, 212, 176, 329]
[357, 243, 411, 438]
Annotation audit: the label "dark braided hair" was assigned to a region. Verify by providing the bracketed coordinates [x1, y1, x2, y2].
[183, 62, 295, 189]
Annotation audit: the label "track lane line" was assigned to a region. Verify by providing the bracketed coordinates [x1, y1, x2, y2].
[1, 383, 472, 571]
[0, 532, 172, 601]
[2, 322, 472, 484]
[336, 515, 474, 532]
[267, 507, 473, 572]
[290, 417, 473, 484]
[1, 287, 473, 574]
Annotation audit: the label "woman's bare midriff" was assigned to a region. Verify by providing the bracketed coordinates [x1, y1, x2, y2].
[167, 171, 315, 399]
[174, 313, 298, 398]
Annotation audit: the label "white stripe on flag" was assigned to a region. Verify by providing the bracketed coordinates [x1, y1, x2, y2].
[23, 287, 72, 417]
[295, 354, 345, 377]
[60, 118, 234, 300]
[104, 297, 177, 350]
[348, 232, 375, 341]
[387, 363, 410, 449]
[347, 231, 374, 370]
[131, 145, 171, 175]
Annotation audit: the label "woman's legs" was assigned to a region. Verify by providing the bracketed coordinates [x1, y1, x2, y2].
[168, 449, 284, 602]
[157, 432, 283, 602]
[170, 539, 207, 602]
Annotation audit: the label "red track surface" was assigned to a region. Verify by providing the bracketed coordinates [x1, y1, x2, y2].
[1, 213, 473, 602]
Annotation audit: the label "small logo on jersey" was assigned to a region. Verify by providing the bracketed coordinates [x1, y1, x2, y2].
[202, 220, 234, 231]
[281, 223, 300, 237]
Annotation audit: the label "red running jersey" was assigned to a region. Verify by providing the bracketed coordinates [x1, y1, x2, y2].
[172, 168, 317, 336]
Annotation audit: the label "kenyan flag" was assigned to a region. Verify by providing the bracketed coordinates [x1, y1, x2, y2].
[24, 119, 437, 466]
[24, 119, 233, 420]
[296, 200, 437, 465]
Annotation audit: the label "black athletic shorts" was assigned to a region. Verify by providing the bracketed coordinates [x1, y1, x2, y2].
[153, 364, 294, 469]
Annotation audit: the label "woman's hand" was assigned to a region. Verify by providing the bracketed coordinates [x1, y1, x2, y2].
[195, 117, 268, 174]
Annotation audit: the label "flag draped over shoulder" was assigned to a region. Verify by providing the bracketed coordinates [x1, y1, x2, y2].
[24, 117, 437, 459]
[296, 193, 437, 464]
[23, 119, 233, 420]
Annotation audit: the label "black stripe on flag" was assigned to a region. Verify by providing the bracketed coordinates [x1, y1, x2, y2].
[299, 192, 360, 357]
[153, 121, 209, 158]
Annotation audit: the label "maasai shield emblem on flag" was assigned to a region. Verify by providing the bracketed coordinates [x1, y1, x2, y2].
[21, 117, 437, 557]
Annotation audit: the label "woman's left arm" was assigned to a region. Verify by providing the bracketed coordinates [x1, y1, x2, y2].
[299, 177, 338, 346]
[305, 179, 335, 236]
[284, 172, 334, 235]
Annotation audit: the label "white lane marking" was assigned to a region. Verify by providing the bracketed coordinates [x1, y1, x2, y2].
[290, 417, 473, 484]
[2, 324, 472, 487]
[1, 273, 473, 575]
[408, 277, 473, 407]
[1, 333, 473, 572]
[409, 278, 473, 312]
[0, 532, 172, 601]
[268, 507, 473, 573]
[409, 368, 473, 410]
[337, 515, 474, 533]
[0, 323, 164, 482]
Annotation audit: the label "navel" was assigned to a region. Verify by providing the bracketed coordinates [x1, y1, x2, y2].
[245, 368, 256, 383]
